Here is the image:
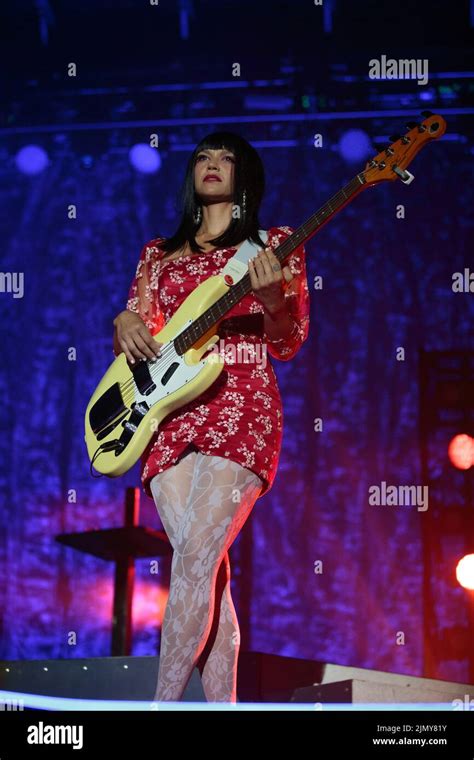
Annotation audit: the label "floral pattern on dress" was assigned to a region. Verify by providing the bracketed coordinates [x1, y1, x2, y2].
[124, 226, 310, 498]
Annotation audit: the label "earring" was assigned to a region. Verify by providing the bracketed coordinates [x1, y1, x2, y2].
[242, 189, 247, 217]
[194, 205, 202, 224]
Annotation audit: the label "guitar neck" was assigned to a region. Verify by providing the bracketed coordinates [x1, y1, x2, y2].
[175, 171, 367, 355]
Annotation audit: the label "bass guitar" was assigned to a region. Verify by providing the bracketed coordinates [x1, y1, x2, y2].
[85, 112, 446, 476]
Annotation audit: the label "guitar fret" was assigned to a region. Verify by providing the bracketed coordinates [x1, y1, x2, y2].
[174, 174, 364, 354]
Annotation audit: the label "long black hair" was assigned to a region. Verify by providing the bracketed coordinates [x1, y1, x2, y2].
[161, 131, 266, 256]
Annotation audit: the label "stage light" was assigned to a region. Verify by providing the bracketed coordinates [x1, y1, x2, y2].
[448, 434, 474, 470]
[15, 145, 49, 175]
[129, 144, 161, 174]
[419, 89, 436, 102]
[132, 581, 168, 628]
[456, 554, 474, 591]
[338, 129, 372, 163]
[80, 155, 94, 169]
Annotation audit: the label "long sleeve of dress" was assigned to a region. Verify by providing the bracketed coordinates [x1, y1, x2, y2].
[125, 239, 166, 336]
[263, 225, 310, 362]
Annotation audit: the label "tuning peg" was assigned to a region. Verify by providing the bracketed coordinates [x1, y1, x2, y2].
[390, 134, 402, 142]
[421, 110, 433, 118]
[406, 121, 419, 129]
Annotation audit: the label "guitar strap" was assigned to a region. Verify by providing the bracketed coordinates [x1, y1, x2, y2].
[219, 229, 269, 287]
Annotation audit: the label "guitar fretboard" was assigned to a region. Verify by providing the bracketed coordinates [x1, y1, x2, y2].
[174, 172, 366, 355]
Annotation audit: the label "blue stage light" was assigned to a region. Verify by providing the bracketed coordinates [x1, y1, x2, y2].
[15, 145, 49, 175]
[338, 129, 372, 163]
[129, 144, 161, 174]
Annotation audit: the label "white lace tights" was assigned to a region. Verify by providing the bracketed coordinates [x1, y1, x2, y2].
[149, 448, 263, 703]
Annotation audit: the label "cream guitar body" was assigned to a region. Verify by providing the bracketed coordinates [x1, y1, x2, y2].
[84, 273, 228, 476]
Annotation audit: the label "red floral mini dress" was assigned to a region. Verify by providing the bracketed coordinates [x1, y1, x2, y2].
[124, 225, 310, 499]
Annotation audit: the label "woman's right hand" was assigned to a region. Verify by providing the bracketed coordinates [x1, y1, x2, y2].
[113, 310, 163, 365]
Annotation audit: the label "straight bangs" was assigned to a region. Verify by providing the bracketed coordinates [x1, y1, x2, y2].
[160, 131, 266, 256]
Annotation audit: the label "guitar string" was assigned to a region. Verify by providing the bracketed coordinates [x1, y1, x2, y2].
[118, 257, 270, 403]
[118, 172, 365, 404]
[121, 350, 184, 406]
[118, 271, 254, 402]
[118, 232, 302, 402]
[118, 312, 236, 405]
[119, 307, 244, 406]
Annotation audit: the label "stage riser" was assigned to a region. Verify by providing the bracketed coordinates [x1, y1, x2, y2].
[0, 652, 322, 703]
[293, 679, 474, 704]
[1, 655, 472, 704]
[0, 656, 204, 702]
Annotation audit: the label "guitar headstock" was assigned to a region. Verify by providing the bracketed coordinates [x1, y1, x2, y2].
[362, 112, 447, 186]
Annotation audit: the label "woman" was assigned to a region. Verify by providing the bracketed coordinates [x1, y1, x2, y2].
[113, 131, 310, 703]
